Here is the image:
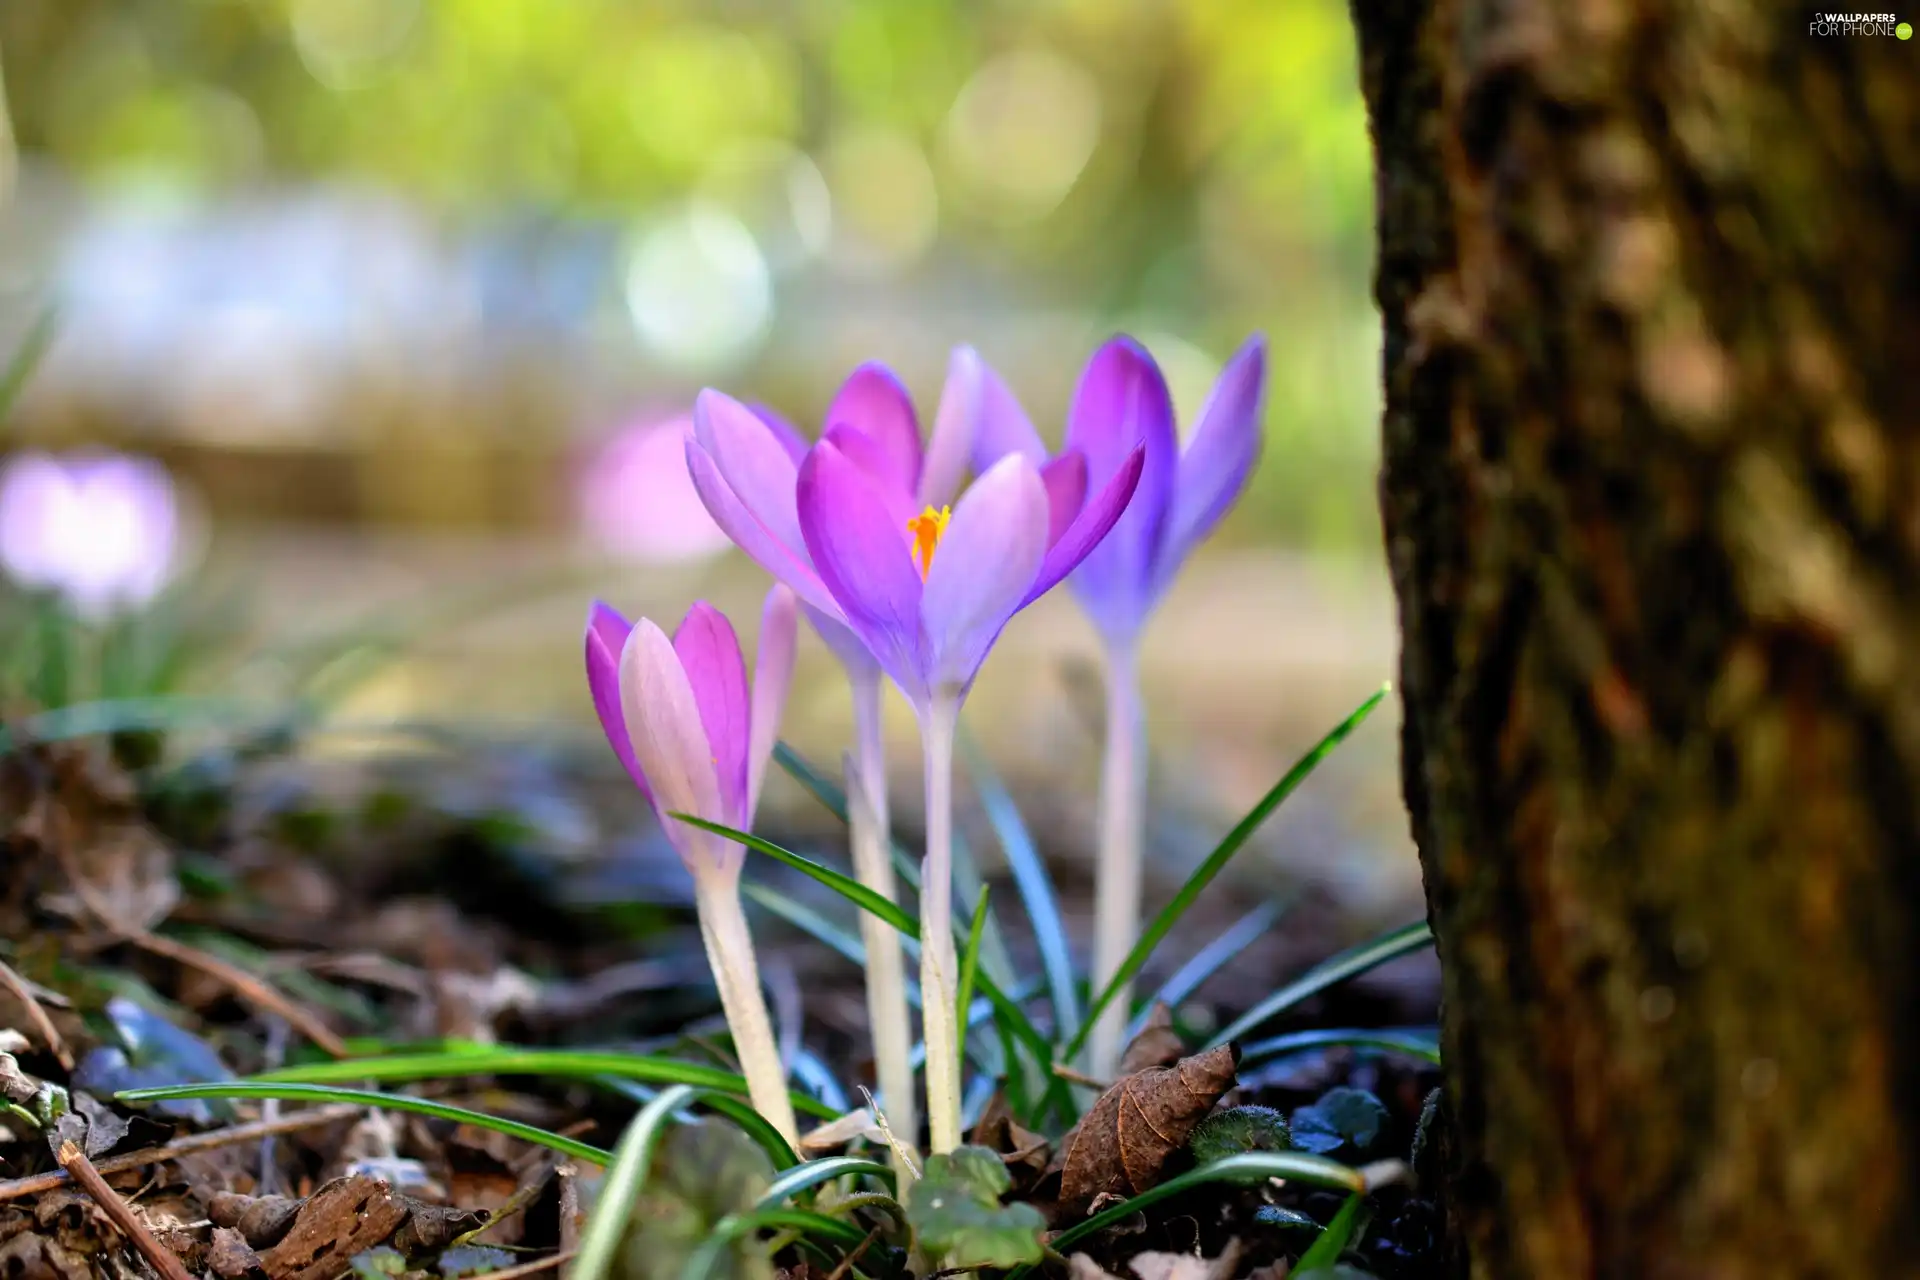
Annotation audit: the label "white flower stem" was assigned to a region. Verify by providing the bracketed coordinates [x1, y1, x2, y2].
[691, 864, 800, 1151]
[1088, 640, 1146, 1079]
[847, 672, 919, 1168]
[918, 695, 964, 1155]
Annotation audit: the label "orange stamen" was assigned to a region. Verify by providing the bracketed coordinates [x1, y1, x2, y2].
[908, 505, 951, 580]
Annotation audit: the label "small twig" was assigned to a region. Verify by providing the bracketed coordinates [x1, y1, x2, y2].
[1049, 1063, 1110, 1091]
[0, 1104, 362, 1202]
[56, 1139, 197, 1280]
[825, 1226, 882, 1280]
[0, 957, 72, 1071]
[49, 835, 348, 1058]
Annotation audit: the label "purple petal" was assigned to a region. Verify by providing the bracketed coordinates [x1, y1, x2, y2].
[823, 423, 918, 529]
[747, 584, 798, 820]
[748, 402, 812, 465]
[1039, 450, 1088, 548]
[1063, 337, 1177, 643]
[967, 351, 1047, 473]
[825, 363, 922, 500]
[919, 454, 1050, 694]
[671, 601, 752, 825]
[919, 347, 981, 509]
[1022, 444, 1146, 609]
[695, 390, 808, 557]
[685, 436, 843, 619]
[619, 618, 726, 870]
[796, 441, 929, 706]
[1154, 335, 1266, 596]
[585, 601, 650, 804]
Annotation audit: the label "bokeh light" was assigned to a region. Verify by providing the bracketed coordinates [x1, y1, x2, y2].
[575, 414, 733, 565]
[624, 202, 773, 371]
[0, 451, 183, 619]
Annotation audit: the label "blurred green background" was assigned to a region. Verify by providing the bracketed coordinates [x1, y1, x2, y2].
[0, 0, 1416, 925]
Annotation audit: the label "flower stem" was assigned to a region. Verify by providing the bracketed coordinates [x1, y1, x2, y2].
[691, 865, 800, 1150]
[847, 671, 919, 1167]
[1088, 641, 1146, 1079]
[918, 695, 964, 1154]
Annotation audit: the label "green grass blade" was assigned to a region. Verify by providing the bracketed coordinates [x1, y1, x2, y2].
[1294, 1191, 1366, 1271]
[681, 1209, 868, 1280]
[246, 1047, 840, 1120]
[1206, 920, 1435, 1050]
[115, 1082, 609, 1164]
[1014, 1152, 1364, 1273]
[0, 305, 58, 425]
[670, 814, 1055, 1069]
[957, 727, 1080, 1035]
[756, 1157, 895, 1210]
[572, 1085, 698, 1280]
[1240, 1026, 1442, 1067]
[0, 696, 278, 756]
[594, 1078, 802, 1171]
[950, 826, 1018, 992]
[955, 886, 991, 1055]
[772, 741, 920, 891]
[1065, 684, 1391, 1061]
[1130, 898, 1288, 1040]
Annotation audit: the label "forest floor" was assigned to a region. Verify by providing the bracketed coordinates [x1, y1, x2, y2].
[0, 539, 1443, 1280]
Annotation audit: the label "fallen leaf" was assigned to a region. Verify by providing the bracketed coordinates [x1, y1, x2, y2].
[1130, 1253, 1213, 1280]
[259, 1176, 410, 1280]
[1118, 1005, 1186, 1075]
[968, 1091, 1051, 1185]
[0, 1230, 91, 1280]
[207, 1192, 301, 1249]
[1060, 1045, 1240, 1212]
[1068, 1255, 1120, 1280]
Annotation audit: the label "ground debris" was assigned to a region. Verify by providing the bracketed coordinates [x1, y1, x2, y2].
[1060, 1045, 1242, 1213]
[258, 1175, 411, 1280]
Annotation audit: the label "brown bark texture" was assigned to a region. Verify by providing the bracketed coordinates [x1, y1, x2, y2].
[1350, 0, 1920, 1275]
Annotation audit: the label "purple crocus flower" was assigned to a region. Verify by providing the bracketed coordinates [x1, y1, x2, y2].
[686, 354, 1145, 713]
[970, 333, 1265, 1079]
[583, 585, 801, 1146]
[971, 334, 1266, 647]
[0, 451, 183, 619]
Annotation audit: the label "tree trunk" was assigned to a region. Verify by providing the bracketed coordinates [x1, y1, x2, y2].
[1349, 1, 1920, 1275]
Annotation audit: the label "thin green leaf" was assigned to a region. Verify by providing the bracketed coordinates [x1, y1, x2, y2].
[1294, 1192, 1366, 1271]
[1206, 921, 1435, 1050]
[1240, 1027, 1442, 1067]
[955, 887, 991, 1056]
[679, 1210, 866, 1280]
[115, 1082, 608, 1164]
[771, 741, 920, 891]
[246, 1048, 840, 1120]
[1132, 899, 1288, 1040]
[572, 1085, 699, 1280]
[755, 1157, 894, 1210]
[670, 814, 1055, 1070]
[1066, 684, 1390, 1062]
[0, 305, 58, 425]
[957, 727, 1080, 1034]
[594, 1079, 802, 1171]
[1012, 1152, 1365, 1275]
[0, 695, 280, 757]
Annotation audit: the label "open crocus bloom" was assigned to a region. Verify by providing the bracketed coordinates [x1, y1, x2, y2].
[686, 354, 1145, 711]
[583, 586, 797, 878]
[971, 334, 1266, 648]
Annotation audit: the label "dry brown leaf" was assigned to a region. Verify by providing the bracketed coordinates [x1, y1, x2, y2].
[969, 1090, 1052, 1184]
[1118, 1004, 1186, 1076]
[258, 1175, 408, 1280]
[1059, 1045, 1240, 1212]
[206, 1227, 265, 1279]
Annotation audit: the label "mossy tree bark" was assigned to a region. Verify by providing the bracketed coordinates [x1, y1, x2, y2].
[1348, 1, 1920, 1274]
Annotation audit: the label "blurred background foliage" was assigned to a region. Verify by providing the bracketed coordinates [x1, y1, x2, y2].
[0, 0, 1379, 547]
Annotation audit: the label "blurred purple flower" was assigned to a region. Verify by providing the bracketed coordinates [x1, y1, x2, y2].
[0, 451, 182, 619]
[972, 334, 1266, 647]
[576, 414, 734, 563]
[686, 355, 1143, 712]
